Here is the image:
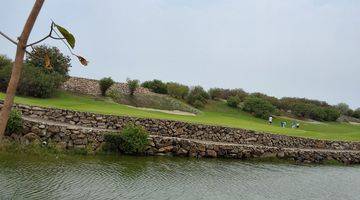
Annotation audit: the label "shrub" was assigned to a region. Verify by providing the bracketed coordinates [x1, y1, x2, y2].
[309, 106, 327, 121]
[0, 64, 65, 98]
[18, 65, 65, 98]
[99, 77, 115, 96]
[141, 79, 167, 94]
[209, 88, 223, 100]
[0, 64, 12, 92]
[323, 107, 341, 121]
[127, 78, 139, 96]
[353, 108, 360, 119]
[186, 86, 209, 107]
[5, 109, 23, 136]
[167, 82, 189, 99]
[251, 92, 280, 107]
[227, 96, 241, 108]
[120, 123, 149, 154]
[0, 55, 11, 69]
[228, 89, 248, 101]
[193, 100, 205, 108]
[103, 132, 123, 152]
[243, 95, 275, 119]
[25, 45, 71, 76]
[335, 103, 350, 115]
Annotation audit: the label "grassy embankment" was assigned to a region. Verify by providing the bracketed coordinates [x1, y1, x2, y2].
[1, 91, 360, 141]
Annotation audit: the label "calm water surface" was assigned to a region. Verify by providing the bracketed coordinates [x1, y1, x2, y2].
[0, 153, 359, 200]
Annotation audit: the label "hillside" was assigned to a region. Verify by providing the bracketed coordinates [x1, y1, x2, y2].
[1, 91, 360, 141]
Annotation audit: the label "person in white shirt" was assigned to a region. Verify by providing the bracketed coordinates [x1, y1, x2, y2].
[268, 116, 273, 125]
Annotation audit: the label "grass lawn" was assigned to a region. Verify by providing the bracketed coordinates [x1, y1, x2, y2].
[1, 91, 360, 141]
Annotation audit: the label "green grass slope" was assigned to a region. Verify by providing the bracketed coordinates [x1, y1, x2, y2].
[1, 91, 360, 141]
[108, 90, 199, 114]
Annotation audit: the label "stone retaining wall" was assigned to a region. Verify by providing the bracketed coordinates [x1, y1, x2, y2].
[61, 77, 150, 96]
[11, 118, 360, 164]
[4, 103, 360, 151]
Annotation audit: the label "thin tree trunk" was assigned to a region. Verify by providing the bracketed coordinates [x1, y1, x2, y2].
[0, 0, 45, 141]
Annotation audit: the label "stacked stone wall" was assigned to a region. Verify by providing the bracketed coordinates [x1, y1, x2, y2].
[4, 103, 360, 151]
[61, 77, 150, 96]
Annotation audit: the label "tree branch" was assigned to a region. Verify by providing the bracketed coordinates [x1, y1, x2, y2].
[0, 31, 33, 55]
[25, 22, 54, 47]
[0, 31, 18, 45]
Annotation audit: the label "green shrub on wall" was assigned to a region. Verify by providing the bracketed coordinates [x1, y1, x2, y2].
[5, 109, 23, 136]
[103, 132, 123, 152]
[104, 123, 149, 154]
[120, 123, 149, 154]
[99, 77, 115, 96]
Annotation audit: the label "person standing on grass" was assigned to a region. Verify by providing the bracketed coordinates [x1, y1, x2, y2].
[268, 116, 273, 125]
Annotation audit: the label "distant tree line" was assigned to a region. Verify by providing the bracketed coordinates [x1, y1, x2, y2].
[140, 79, 359, 121]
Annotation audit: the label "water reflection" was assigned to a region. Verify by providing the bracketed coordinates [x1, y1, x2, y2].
[0, 153, 359, 200]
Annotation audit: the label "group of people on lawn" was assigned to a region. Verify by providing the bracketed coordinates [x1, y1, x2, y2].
[268, 116, 300, 128]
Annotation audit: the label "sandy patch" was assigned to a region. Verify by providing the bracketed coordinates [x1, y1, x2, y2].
[280, 116, 325, 124]
[126, 105, 196, 116]
[349, 122, 360, 125]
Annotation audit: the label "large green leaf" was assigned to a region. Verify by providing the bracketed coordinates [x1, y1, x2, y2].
[55, 24, 75, 49]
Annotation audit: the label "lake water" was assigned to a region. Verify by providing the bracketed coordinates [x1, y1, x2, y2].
[0, 153, 359, 200]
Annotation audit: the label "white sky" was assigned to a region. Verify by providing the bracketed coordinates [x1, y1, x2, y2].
[0, 0, 359, 108]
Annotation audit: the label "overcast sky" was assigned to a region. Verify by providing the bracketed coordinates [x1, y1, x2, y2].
[1, 0, 359, 108]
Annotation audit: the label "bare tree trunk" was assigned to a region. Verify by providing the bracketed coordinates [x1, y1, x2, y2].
[0, 0, 45, 141]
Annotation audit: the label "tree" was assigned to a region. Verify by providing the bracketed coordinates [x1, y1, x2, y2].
[243, 95, 276, 119]
[167, 82, 189, 99]
[0, 0, 87, 140]
[99, 77, 115, 96]
[335, 103, 350, 115]
[353, 108, 360, 119]
[127, 78, 139, 96]
[227, 96, 240, 108]
[141, 79, 167, 94]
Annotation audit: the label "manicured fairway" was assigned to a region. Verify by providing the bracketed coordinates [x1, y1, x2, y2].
[1, 92, 360, 141]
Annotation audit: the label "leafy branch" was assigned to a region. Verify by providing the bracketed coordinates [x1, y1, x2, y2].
[0, 21, 88, 66]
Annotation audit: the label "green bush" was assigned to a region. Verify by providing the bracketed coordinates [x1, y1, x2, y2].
[103, 124, 149, 154]
[323, 107, 341, 121]
[243, 95, 275, 119]
[227, 96, 240, 108]
[193, 100, 205, 108]
[209, 88, 223, 100]
[167, 82, 189, 99]
[0, 64, 12, 92]
[25, 45, 71, 76]
[141, 79, 167, 94]
[0, 46, 69, 98]
[0, 55, 11, 69]
[18, 65, 65, 98]
[0, 64, 65, 98]
[353, 108, 360, 119]
[335, 103, 350, 115]
[120, 123, 149, 154]
[127, 78, 139, 96]
[99, 77, 115, 96]
[5, 109, 23, 136]
[186, 86, 209, 107]
[103, 132, 123, 152]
